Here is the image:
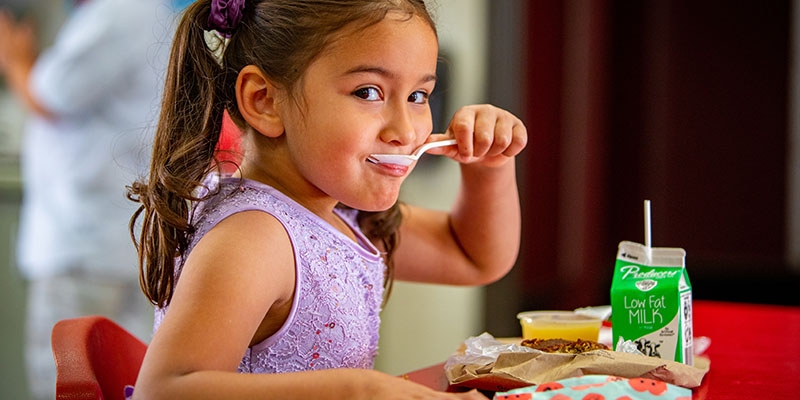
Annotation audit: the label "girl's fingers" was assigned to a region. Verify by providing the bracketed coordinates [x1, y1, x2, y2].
[471, 109, 498, 159]
[448, 107, 477, 158]
[446, 105, 526, 163]
[504, 121, 528, 157]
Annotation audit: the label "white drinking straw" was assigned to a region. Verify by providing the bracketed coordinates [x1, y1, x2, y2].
[644, 199, 652, 248]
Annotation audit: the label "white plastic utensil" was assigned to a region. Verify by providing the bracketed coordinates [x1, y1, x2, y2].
[367, 139, 457, 166]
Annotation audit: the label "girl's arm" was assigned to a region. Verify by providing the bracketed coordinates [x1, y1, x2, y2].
[393, 104, 527, 286]
[133, 211, 487, 400]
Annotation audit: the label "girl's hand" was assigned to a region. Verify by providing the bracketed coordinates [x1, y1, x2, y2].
[428, 104, 527, 168]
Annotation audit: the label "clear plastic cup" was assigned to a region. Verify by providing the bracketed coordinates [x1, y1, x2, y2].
[517, 311, 602, 341]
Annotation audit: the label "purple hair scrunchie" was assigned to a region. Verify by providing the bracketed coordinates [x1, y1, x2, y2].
[207, 0, 246, 38]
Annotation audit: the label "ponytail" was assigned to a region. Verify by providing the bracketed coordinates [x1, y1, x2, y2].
[128, 1, 233, 307]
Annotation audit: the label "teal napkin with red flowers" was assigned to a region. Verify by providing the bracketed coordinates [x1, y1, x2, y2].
[493, 375, 691, 400]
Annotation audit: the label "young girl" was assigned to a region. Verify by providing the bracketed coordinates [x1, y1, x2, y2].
[128, 0, 527, 398]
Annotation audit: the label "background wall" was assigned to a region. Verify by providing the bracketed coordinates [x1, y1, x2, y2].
[486, 0, 800, 338]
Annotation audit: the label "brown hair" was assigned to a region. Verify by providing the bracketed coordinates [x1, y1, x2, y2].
[128, 0, 437, 307]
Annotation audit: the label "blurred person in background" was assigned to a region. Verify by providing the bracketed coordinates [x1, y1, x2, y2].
[0, 0, 188, 398]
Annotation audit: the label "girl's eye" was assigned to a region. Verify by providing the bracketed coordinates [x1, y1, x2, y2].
[408, 91, 429, 104]
[353, 87, 382, 101]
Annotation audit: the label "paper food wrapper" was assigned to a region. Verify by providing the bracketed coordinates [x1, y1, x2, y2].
[445, 333, 709, 393]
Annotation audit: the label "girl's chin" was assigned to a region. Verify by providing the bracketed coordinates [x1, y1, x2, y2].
[342, 195, 400, 212]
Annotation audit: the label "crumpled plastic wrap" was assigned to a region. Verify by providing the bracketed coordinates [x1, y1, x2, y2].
[444, 333, 536, 371]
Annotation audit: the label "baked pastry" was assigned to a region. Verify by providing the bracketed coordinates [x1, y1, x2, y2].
[520, 338, 609, 354]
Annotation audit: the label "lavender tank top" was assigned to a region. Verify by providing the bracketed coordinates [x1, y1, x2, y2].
[153, 176, 386, 373]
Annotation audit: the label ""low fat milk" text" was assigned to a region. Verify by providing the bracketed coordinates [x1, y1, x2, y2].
[624, 295, 666, 324]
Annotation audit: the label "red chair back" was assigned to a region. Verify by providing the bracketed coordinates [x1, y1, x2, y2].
[51, 316, 147, 400]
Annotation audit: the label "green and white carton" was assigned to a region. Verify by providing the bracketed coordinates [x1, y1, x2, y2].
[610, 240, 693, 366]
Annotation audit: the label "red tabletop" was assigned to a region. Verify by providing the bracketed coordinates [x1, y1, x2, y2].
[691, 300, 800, 399]
[403, 300, 800, 398]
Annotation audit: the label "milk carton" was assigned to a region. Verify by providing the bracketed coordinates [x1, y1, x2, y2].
[610, 241, 693, 365]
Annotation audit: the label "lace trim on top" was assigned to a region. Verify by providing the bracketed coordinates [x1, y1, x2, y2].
[154, 176, 386, 373]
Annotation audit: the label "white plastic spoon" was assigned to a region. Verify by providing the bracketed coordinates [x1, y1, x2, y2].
[367, 139, 457, 166]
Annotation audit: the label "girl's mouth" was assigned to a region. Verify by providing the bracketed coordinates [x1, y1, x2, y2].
[367, 158, 410, 176]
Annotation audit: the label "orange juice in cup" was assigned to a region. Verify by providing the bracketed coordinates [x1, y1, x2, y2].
[517, 311, 602, 341]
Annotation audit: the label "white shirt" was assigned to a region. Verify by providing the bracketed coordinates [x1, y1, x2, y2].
[17, 0, 180, 279]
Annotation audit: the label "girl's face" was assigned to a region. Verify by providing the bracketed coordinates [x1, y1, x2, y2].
[279, 13, 438, 212]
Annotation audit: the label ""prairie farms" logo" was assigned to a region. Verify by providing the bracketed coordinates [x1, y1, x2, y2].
[620, 265, 679, 280]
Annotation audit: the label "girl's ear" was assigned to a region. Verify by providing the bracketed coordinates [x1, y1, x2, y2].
[236, 65, 285, 138]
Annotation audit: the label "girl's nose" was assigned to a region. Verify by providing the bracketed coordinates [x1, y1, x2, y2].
[379, 106, 418, 146]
